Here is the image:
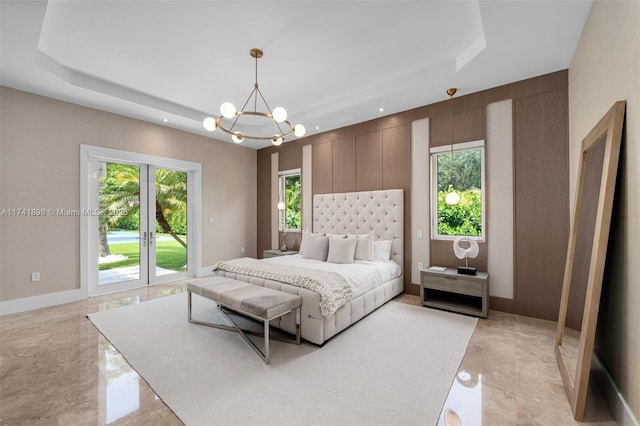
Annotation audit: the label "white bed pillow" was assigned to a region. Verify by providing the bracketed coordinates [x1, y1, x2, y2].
[327, 235, 357, 264]
[302, 233, 329, 261]
[373, 240, 393, 262]
[350, 233, 374, 261]
[299, 231, 324, 255]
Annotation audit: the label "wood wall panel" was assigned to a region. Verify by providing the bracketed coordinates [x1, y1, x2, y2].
[312, 141, 332, 195]
[513, 89, 569, 321]
[331, 136, 356, 193]
[382, 125, 411, 191]
[278, 146, 302, 171]
[257, 154, 272, 258]
[382, 124, 412, 292]
[255, 70, 571, 317]
[355, 131, 382, 191]
[430, 107, 486, 146]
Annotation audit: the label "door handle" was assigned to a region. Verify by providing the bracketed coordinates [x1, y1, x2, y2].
[141, 231, 147, 247]
[149, 231, 154, 246]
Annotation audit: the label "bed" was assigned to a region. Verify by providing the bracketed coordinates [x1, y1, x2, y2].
[214, 189, 404, 345]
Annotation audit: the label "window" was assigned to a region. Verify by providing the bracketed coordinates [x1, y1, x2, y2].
[430, 140, 485, 240]
[278, 169, 301, 231]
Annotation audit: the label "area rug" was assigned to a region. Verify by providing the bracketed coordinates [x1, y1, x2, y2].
[87, 293, 477, 426]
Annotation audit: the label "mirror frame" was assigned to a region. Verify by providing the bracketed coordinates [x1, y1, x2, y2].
[555, 101, 625, 421]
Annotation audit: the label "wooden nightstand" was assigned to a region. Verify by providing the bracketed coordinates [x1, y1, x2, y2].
[420, 268, 489, 318]
[263, 249, 298, 258]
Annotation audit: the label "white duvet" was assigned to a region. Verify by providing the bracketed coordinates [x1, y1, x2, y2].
[263, 254, 402, 298]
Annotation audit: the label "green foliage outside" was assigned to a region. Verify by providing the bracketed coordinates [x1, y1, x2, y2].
[98, 234, 187, 272]
[436, 149, 481, 192]
[284, 174, 301, 229]
[437, 188, 482, 236]
[436, 148, 483, 237]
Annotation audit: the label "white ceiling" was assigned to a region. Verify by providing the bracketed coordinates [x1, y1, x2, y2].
[0, 0, 592, 149]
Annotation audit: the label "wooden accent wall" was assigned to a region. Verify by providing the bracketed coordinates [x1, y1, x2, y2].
[430, 107, 486, 146]
[312, 142, 332, 195]
[256, 154, 271, 257]
[513, 89, 569, 320]
[355, 132, 382, 190]
[257, 70, 570, 318]
[332, 136, 356, 193]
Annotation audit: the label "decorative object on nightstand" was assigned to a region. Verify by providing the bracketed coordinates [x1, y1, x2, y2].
[280, 231, 288, 252]
[453, 236, 479, 275]
[263, 249, 298, 258]
[420, 268, 489, 318]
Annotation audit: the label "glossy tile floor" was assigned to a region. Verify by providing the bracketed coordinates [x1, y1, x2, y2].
[1, 284, 615, 425]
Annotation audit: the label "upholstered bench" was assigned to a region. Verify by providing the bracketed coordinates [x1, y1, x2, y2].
[187, 276, 301, 364]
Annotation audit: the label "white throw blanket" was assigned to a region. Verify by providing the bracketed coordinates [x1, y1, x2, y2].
[213, 258, 354, 317]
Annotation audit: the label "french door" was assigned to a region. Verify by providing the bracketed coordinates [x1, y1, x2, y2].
[81, 146, 201, 296]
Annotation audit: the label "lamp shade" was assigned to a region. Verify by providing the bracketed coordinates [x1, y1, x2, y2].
[272, 107, 287, 123]
[203, 117, 217, 132]
[231, 132, 244, 144]
[294, 124, 306, 137]
[220, 102, 237, 119]
[445, 191, 461, 205]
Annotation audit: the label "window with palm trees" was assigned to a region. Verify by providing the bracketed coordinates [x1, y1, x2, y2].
[98, 163, 188, 276]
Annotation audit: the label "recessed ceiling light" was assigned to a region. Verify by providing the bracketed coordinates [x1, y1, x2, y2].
[315, 126, 320, 131]
[163, 118, 169, 122]
[379, 107, 384, 113]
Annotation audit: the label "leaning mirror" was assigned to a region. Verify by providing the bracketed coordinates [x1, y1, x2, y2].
[555, 101, 625, 421]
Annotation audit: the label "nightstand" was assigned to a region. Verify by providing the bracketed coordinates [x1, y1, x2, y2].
[263, 249, 298, 258]
[420, 268, 489, 318]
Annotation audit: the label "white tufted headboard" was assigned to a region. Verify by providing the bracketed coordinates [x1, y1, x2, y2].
[313, 189, 404, 269]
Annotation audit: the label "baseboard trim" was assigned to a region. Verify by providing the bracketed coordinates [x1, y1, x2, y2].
[592, 352, 639, 426]
[489, 295, 517, 313]
[0, 289, 84, 316]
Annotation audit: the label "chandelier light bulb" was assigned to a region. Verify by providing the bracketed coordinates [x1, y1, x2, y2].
[445, 191, 461, 206]
[220, 102, 237, 119]
[232, 132, 244, 144]
[294, 124, 306, 137]
[202, 117, 217, 132]
[272, 107, 287, 123]
[271, 134, 283, 146]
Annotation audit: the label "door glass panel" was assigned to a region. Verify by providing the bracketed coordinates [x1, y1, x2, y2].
[98, 162, 141, 285]
[153, 168, 188, 278]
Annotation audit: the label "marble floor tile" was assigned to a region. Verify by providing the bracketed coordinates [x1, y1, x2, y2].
[0, 285, 614, 425]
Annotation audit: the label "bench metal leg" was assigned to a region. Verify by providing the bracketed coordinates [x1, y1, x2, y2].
[188, 291, 301, 364]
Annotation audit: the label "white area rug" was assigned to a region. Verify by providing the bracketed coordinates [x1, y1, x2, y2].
[87, 293, 477, 426]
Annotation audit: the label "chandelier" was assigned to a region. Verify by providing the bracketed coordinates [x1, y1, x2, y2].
[202, 48, 305, 146]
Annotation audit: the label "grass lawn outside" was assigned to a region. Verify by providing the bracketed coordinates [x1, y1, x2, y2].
[99, 233, 187, 272]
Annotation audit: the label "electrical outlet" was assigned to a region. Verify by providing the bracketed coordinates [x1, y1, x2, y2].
[240, 246, 245, 253]
[417, 230, 423, 239]
[31, 272, 40, 282]
[418, 262, 424, 271]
